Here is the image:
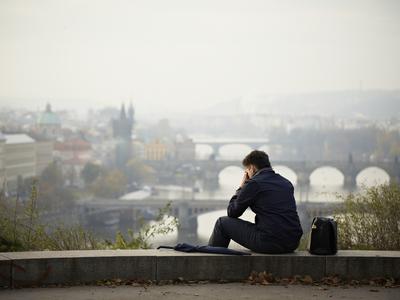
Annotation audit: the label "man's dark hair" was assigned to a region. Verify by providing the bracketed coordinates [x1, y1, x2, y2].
[242, 150, 271, 170]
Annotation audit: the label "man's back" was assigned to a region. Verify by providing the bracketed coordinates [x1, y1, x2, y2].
[228, 167, 303, 249]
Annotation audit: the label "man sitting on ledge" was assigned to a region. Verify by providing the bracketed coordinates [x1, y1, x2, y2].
[208, 150, 303, 254]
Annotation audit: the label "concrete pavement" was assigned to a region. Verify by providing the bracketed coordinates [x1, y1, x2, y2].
[1, 283, 399, 300]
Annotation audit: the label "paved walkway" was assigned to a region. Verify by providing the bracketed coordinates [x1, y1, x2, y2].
[1, 283, 399, 300]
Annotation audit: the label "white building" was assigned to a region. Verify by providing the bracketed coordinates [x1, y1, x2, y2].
[2, 134, 36, 191]
[35, 139, 54, 175]
[0, 133, 53, 193]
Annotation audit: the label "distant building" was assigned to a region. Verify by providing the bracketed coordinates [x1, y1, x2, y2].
[112, 102, 134, 140]
[27, 132, 54, 176]
[145, 139, 168, 161]
[34, 138, 54, 176]
[54, 137, 92, 162]
[36, 103, 62, 139]
[1, 134, 36, 192]
[54, 137, 93, 187]
[174, 134, 195, 161]
[63, 154, 88, 187]
[112, 103, 135, 168]
[132, 140, 146, 160]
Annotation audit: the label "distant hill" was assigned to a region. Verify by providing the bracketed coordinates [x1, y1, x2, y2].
[199, 90, 400, 119]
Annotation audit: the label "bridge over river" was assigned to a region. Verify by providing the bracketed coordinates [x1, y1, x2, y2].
[81, 198, 343, 238]
[145, 157, 400, 189]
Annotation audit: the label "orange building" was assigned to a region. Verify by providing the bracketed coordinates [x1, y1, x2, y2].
[145, 139, 168, 161]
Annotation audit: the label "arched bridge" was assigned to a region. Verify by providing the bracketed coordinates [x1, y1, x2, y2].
[145, 157, 400, 189]
[81, 198, 342, 235]
[192, 137, 270, 157]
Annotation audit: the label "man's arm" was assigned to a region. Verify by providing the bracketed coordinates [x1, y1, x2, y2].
[227, 180, 259, 218]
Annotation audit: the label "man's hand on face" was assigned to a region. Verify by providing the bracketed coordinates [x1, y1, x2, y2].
[240, 171, 250, 188]
[247, 165, 257, 178]
[240, 165, 257, 188]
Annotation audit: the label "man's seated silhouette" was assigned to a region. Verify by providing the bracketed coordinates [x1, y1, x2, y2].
[208, 150, 303, 254]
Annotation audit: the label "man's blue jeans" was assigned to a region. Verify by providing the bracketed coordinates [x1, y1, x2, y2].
[208, 216, 297, 254]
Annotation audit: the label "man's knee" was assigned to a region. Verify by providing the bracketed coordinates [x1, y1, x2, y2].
[216, 216, 232, 226]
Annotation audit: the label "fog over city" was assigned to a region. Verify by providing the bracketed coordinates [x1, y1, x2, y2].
[1, 0, 400, 117]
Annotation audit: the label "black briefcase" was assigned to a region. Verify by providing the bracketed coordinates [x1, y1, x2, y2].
[307, 216, 337, 255]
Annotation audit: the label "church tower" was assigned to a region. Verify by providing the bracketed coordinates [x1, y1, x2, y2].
[36, 103, 61, 139]
[112, 103, 133, 140]
[112, 103, 135, 169]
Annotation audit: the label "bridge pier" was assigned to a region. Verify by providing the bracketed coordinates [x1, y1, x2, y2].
[202, 156, 220, 190]
[202, 170, 219, 190]
[343, 174, 357, 190]
[177, 203, 199, 243]
[343, 153, 358, 191]
[296, 171, 310, 202]
[210, 145, 220, 159]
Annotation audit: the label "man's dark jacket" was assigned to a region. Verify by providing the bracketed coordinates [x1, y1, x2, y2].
[227, 167, 303, 249]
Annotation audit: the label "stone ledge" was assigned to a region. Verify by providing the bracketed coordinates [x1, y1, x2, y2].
[0, 250, 157, 288]
[0, 250, 399, 288]
[0, 254, 11, 288]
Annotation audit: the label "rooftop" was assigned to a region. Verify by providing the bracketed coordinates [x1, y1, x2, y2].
[3, 134, 35, 145]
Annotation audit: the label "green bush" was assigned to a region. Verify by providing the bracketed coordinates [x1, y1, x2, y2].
[105, 202, 179, 250]
[0, 181, 179, 252]
[334, 183, 400, 250]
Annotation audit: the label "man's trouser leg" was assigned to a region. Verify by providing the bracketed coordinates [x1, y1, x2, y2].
[208, 216, 289, 253]
[208, 217, 257, 249]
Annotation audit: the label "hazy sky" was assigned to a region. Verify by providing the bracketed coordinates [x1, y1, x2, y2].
[0, 0, 399, 114]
